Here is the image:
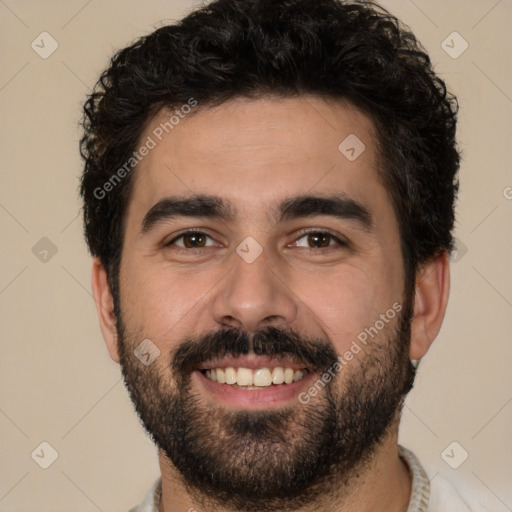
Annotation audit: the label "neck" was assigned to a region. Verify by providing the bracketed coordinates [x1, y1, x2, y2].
[157, 430, 412, 512]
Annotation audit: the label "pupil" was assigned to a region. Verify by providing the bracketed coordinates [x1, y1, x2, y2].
[309, 233, 329, 248]
[184, 233, 204, 248]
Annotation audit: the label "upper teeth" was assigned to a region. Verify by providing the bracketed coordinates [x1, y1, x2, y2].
[203, 367, 306, 387]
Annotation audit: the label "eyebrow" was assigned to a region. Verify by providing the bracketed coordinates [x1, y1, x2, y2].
[140, 195, 235, 234]
[140, 193, 373, 234]
[277, 194, 373, 231]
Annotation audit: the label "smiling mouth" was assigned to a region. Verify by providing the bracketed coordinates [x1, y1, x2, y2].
[200, 366, 309, 389]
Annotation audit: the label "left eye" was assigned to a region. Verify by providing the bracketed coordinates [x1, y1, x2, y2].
[293, 232, 346, 249]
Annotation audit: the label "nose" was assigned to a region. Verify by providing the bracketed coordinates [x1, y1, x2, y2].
[211, 246, 298, 333]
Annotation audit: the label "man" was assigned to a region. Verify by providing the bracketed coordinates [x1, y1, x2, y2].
[79, 0, 483, 510]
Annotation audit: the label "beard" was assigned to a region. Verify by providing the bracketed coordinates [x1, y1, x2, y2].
[116, 300, 416, 512]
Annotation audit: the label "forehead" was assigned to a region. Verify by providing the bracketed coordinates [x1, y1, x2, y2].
[126, 95, 388, 226]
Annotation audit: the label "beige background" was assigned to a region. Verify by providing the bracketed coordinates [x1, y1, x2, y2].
[1, 0, 511, 510]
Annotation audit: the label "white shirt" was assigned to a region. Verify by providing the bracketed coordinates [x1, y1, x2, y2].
[128, 445, 492, 511]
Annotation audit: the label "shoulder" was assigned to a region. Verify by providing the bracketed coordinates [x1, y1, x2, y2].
[428, 471, 511, 512]
[399, 445, 504, 512]
[428, 473, 483, 511]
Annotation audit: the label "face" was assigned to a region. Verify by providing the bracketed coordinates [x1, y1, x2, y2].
[114, 96, 415, 510]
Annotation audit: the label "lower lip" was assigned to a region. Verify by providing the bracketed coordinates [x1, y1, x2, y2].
[194, 370, 317, 409]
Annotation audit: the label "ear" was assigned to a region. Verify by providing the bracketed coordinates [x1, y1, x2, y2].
[91, 258, 120, 363]
[409, 251, 450, 360]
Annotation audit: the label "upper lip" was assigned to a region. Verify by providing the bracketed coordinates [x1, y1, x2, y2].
[198, 353, 309, 371]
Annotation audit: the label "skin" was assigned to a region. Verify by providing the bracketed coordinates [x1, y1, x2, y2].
[91, 95, 450, 511]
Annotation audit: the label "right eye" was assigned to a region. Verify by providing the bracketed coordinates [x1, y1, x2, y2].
[164, 231, 217, 251]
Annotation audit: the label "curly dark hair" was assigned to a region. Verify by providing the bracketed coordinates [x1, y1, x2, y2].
[80, 0, 460, 300]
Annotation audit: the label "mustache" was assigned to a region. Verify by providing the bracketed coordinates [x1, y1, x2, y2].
[171, 326, 339, 375]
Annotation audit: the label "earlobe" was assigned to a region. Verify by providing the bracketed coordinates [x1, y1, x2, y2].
[91, 258, 120, 363]
[409, 251, 450, 360]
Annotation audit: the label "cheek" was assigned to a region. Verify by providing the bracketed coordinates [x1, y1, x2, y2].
[292, 262, 401, 353]
[119, 260, 221, 343]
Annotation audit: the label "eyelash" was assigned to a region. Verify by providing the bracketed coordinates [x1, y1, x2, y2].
[164, 229, 348, 253]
